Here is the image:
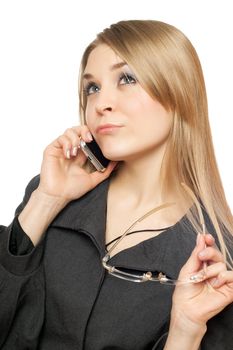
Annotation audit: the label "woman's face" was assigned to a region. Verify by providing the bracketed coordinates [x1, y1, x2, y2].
[83, 44, 173, 162]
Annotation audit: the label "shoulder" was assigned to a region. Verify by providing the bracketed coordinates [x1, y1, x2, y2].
[14, 175, 40, 216]
[24, 175, 41, 199]
[39, 177, 110, 231]
[24, 174, 110, 203]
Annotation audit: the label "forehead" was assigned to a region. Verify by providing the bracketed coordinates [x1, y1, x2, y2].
[84, 44, 123, 73]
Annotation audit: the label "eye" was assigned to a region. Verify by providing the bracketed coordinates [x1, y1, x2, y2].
[119, 73, 137, 85]
[83, 82, 100, 96]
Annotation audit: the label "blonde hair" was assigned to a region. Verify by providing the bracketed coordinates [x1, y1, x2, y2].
[78, 20, 233, 266]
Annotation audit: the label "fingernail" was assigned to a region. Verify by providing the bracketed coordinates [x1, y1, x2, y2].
[190, 272, 205, 283]
[72, 146, 78, 156]
[66, 149, 71, 159]
[198, 250, 206, 257]
[86, 132, 93, 141]
[208, 234, 215, 242]
[210, 278, 219, 287]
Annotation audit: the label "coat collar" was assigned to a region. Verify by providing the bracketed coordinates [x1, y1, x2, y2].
[50, 179, 110, 255]
[49, 177, 198, 280]
[28, 175, 215, 280]
[109, 215, 197, 279]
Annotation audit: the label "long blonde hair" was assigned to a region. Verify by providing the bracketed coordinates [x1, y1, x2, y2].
[78, 20, 233, 265]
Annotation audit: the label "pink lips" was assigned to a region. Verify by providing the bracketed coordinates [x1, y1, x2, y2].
[96, 123, 122, 135]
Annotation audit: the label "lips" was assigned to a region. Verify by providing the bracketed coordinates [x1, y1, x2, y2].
[96, 123, 123, 135]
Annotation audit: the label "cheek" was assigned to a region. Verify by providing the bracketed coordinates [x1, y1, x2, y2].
[134, 93, 173, 124]
[132, 94, 173, 136]
[121, 94, 141, 116]
[84, 104, 95, 129]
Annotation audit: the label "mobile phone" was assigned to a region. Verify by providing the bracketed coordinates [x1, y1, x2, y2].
[80, 138, 110, 172]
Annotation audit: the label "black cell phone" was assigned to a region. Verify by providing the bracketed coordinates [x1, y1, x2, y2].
[80, 138, 110, 172]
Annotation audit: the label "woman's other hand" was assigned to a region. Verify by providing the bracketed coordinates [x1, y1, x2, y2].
[171, 233, 233, 330]
[164, 234, 233, 349]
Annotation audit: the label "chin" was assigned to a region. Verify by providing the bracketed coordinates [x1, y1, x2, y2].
[104, 152, 125, 162]
[101, 146, 128, 162]
[99, 138, 137, 161]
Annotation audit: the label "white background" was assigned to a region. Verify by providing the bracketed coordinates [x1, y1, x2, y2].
[0, 0, 232, 224]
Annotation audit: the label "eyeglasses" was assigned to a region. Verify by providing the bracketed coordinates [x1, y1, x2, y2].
[102, 184, 207, 286]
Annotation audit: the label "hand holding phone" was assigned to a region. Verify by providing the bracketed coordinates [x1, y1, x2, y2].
[80, 138, 110, 172]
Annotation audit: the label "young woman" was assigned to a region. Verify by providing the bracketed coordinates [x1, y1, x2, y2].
[0, 20, 232, 350]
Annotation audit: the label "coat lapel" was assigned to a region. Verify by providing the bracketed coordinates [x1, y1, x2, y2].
[50, 179, 110, 256]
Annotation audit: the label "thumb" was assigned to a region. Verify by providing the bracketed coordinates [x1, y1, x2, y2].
[179, 233, 206, 279]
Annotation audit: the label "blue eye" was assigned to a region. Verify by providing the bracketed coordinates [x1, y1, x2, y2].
[84, 82, 100, 96]
[119, 73, 137, 85]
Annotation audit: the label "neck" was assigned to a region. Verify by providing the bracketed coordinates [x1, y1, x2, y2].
[107, 148, 191, 242]
[110, 148, 170, 208]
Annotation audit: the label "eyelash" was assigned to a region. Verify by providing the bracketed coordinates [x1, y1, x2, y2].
[83, 82, 99, 96]
[119, 73, 137, 85]
[83, 73, 137, 96]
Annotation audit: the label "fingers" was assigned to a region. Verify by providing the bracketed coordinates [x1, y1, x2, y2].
[49, 125, 92, 160]
[212, 270, 233, 288]
[179, 233, 224, 279]
[179, 233, 206, 277]
[62, 126, 92, 159]
[190, 262, 226, 285]
[45, 125, 118, 177]
[69, 125, 92, 143]
[179, 232, 231, 289]
[198, 245, 224, 264]
[56, 134, 76, 159]
[197, 233, 224, 264]
[204, 233, 215, 246]
[190, 263, 233, 291]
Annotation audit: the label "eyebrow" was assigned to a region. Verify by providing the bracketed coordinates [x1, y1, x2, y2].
[83, 61, 126, 80]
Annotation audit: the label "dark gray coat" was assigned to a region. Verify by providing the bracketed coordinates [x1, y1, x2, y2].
[0, 176, 232, 349]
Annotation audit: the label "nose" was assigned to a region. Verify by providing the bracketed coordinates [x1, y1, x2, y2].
[96, 104, 112, 113]
[95, 88, 115, 115]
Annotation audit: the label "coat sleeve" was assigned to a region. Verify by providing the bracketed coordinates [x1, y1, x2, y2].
[201, 303, 233, 350]
[151, 217, 233, 350]
[0, 175, 45, 349]
[150, 308, 233, 350]
[151, 332, 168, 349]
[9, 216, 34, 255]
